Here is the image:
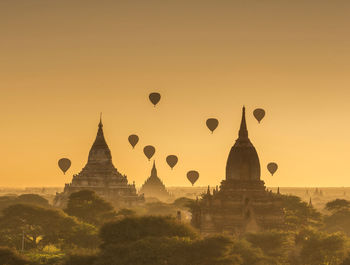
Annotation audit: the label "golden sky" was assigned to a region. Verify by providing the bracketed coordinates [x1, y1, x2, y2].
[1, 0, 350, 187]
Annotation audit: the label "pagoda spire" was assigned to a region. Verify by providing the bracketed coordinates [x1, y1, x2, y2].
[99, 112, 103, 128]
[151, 160, 157, 176]
[88, 113, 112, 163]
[207, 185, 211, 195]
[95, 113, 106, 144]
[239, 106, 248, 139]
[309, 197, 313, 207]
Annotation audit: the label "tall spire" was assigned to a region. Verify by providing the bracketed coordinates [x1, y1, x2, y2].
[309, 197, 313, 207]
[151, 160, 157, 177]
[99, 112, 103, 128]
[239, 106, 248, 139]
[207, 185, 211, 195]
[88, 114, 112, 163]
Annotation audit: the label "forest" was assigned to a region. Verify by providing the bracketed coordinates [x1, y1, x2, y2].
[1, 190, 350, 265]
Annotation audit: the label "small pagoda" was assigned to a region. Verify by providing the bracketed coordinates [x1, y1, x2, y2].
[54, 116, 144, 208]
[191, 107, 284, 235]
[139, 161, 171, 202]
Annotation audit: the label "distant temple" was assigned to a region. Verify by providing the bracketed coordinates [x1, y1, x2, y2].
[54, 117, 144, 208]
[191, 107, 284, 235]
[139, 161, 171, 201]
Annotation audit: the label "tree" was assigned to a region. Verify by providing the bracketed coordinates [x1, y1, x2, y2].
[341, 256, 350, 265]
[64, 190, 116, 225]
[326, 199, 350, 212]
[172, 197, 195, 208]
[324, 199, 350, 236]
[79, 216, 239, 265]
[116, 208, 136, 218]
[0, 204, 98, 250]
[230, 239, 278, 265]
[295, 228, 347, 265]
[324, 209, 350, 236]
[95, 236, 239, 265]
[16, 194, 49, 207]
[63, 254, 96, 265]
[0, 247, 30, 265]
[0, 194, 49, 213]
[245, 230, 293, 263]
[189, 236, 242, 265]
[99, 216, 197, 245]
[280, 195, 321, 229]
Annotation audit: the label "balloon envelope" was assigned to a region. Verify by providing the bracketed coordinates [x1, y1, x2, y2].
[253, 108, 265, 123]
[206, 118, 219, 133]
[187, 170, 199, 186]
[143, 145, 156, 160]
[166, 155, 178, 169]
[267, 162, 278, 175]
[128, 134, 139, 149]
[149, 92, 161, 106]
[58, 158, 71, 175]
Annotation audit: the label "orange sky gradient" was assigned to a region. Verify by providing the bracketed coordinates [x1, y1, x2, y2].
[1, 0, 350, 187]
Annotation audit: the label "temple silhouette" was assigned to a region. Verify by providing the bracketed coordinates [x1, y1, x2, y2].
[191, 107, 284, 235]
[54, 117, 144, 207]
[139, 161, 171, 202]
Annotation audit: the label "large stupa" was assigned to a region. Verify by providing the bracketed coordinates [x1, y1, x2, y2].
[54, 117, 144, 208]
[191, 107, 284, 235]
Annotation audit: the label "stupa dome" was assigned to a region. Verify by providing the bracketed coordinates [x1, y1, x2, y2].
[225, 107, 261, 181]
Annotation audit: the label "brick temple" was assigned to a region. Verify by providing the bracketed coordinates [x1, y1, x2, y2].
[191, 107, 284, 235]
[54, 117, 144, 208]
[139, 161, 171, 202]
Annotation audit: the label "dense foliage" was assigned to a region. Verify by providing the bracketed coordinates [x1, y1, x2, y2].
[0, 247, 30, 265]
[1, 193, 350, 265]
[0, 204, 98, 250]
[100, 216, 197, 245]
[280, 195, 322, 229]
[0, 194, 50, 213]
[64, 190, 116, 225]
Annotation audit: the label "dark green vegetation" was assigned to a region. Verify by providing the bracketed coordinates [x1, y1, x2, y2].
[1, 192, 350, 265]
[64, 190, 116, 225]
[0, 247, 30, 265]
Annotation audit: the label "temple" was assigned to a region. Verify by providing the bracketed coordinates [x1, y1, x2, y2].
[139, 161, 172, 202]
[54, 116, 144, 208]
[191, 107, 284, 235]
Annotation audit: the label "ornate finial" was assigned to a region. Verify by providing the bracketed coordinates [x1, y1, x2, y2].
[151, 160, 157, 176]
[239, 106, 248, 138]
[99, 113, 103, 128]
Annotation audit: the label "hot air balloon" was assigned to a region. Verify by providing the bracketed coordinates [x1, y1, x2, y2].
[58, 158, 71, 175]
[149, 92, 161, 107]
[128, 134, 139, 149]
[206, 118, 219, 133]
[166, 155, 178, 169]
[143, 145, 156, 160]
[253, 108, 265, 123]
[187, 170, 199, 186]
[267, 162, 278, 176]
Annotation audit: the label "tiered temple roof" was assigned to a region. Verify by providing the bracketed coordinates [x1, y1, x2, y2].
[54, 116, 144, 207]
[139, 161, 171, 201]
